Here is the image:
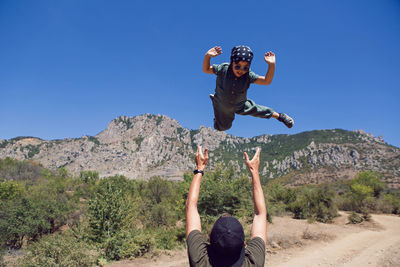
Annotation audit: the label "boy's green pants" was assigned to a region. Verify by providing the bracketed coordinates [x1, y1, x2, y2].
[212, 97, 274, 131]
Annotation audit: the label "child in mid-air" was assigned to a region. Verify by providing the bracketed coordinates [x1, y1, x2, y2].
[202, 45, 294, 131]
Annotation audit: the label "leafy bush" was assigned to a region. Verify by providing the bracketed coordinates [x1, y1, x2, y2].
[18, 233, 98, 267]
[197, 165, 252, 222]
[0, 180, 25, 200]
[103, 230, 154, 260]
[349, 183, 373, 211]
[0, 179, 75, 248]
[148, 202, 176, 227]
[79, 171, 99, 185]
[353, 171, 385, 197]
[87, 176, 136, 242]
[265, 183, 296, 218]
[154, 227, 186, 250]
[289, 185, 338, 223]
[338, 171, 388, 214]
[348, 212, 363, 224]
[0, 158, 43, 183]
[140, 176, 182, 227]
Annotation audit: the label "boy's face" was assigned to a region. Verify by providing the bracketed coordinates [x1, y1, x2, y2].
[232, 61, 250, 77]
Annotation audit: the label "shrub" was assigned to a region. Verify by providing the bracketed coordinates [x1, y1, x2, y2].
[144, 176, 173, 204]
[79, 171, 99, 185]
[0, 181, 75, 248]
[87, 176, 135, 242]
[353, 171, 385, 197]
[0, 180, 25, 200]
[265, 183, 296, 219]
[103, 230, 154, 260]
[350, 183, 373, 210]
[376, 194, 400, 214]
[152, 227, 186, 251]
[266, 183, 297, 205]
[18, 233, 98, 267]
[348, 212, 363, 224]
[197, 166, 252, 222]
[0, 158, 43, 183]
[362, 212, 371, 221]
[337, 171, 392, 214]
[289, 185, 338, 223]
[148, 202, 176, 227]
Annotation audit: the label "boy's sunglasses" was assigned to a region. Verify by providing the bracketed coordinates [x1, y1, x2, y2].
[233, 65, 249, 71]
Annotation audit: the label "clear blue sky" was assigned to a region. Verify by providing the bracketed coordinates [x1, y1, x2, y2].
[1, 0, 399, 147]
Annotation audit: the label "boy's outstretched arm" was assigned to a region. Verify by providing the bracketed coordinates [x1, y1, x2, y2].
[254, 51, 276, 86]
[244, 148, 267, 245]
[185, 146, 209, 238]
[203, 46, 222, 74]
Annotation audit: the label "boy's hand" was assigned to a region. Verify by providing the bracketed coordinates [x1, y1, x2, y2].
[195, 146, 209, 171]
[206, 46, 222, 58]
[244, 147, 261, 174]
[264, 51, 275, 65]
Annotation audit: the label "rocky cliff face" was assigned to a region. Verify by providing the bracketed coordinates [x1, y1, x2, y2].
[1, 114, 399, 188]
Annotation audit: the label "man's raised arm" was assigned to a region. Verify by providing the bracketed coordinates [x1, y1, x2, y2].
[185, 146, 209, 238]
[244, 148, 267, 245]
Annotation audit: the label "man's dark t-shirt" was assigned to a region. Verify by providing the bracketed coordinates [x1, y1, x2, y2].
[187, 230, 265, 267]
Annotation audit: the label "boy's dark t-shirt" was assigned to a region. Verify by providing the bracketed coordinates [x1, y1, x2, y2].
[212, 63, 259, 106]
[187, 230, 265, 267]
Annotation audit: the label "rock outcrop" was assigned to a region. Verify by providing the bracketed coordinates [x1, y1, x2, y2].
[1, 114, 399, 188]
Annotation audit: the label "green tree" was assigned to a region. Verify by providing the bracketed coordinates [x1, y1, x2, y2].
[349, 183, 373, 212]
[196, 165, 252, 222]
[289, 185, 338, 223]
[87, 176, 136, 242]
[353, 171, 385, 197]
[0, 179, 75, 248]
[144, 176, 172, 204]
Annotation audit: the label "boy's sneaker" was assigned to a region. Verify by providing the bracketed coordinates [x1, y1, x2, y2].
[278, 113, 294, 128]
[209, 94, 214, 101]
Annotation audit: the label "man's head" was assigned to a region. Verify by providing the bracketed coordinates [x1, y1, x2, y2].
[230, 45, 253, 78]
[208, 215, 245, 267]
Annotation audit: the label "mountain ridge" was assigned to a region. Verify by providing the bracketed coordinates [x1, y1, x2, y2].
[1, 114, 399, 188]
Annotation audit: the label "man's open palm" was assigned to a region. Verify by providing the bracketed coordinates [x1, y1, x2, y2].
[244, 147, 260, 173]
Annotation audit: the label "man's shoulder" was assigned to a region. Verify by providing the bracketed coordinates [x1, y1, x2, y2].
[243, 237, 266, 267]
[187, 230, 210, 266]
[187, 230, 206, 242]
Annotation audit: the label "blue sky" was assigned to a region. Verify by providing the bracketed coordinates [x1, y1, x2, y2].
[1, 0, 399, 147]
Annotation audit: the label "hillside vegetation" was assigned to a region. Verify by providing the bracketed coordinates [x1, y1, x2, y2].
[1, 158, 399, 266]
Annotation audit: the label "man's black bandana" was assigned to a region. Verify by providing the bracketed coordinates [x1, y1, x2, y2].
[230, 45, 253, 64]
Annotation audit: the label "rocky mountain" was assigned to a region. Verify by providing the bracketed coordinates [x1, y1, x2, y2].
[1, 114, 399, 188]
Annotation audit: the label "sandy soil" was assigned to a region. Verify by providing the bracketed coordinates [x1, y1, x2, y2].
[107, 212, 400, 267]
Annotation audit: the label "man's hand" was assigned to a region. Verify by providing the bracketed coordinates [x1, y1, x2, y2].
[195, 146, 209, 171]
[206, 46, 222, 58]
[244, 147, 261, 174]
[264, 51, 275, 65]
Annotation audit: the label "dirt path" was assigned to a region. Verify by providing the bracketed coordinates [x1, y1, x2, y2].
[107, 213, 400, 267]
[270, 214, 400, 267]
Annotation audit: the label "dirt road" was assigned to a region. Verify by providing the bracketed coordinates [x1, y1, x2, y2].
[108, 213, 400, 267]
[270, 214, 400, 267]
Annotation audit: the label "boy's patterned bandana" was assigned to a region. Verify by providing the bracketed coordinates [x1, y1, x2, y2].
[230, 45, 253, 63]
